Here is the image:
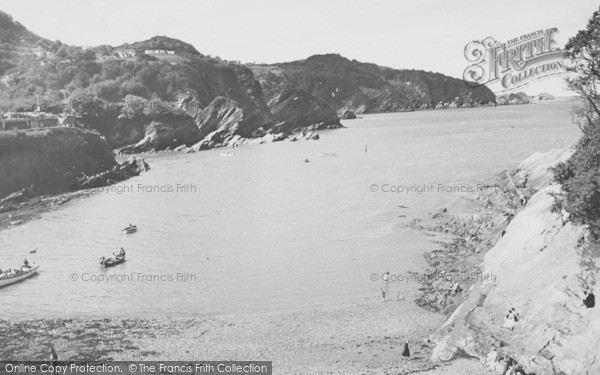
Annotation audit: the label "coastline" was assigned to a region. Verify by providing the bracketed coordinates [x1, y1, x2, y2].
[0, 300, 483, 374]
[418, 147, 600, 374]
[0, 145, 587, 374]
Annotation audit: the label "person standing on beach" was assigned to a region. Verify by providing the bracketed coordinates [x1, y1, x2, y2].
[402, 341, 410, 357]
[583, 289, 595, 308]
[49, 344, 58, 375]
[382, 272, 390, 301]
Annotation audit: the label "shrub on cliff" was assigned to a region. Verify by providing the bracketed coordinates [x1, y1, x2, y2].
[553, 8, 600, 234]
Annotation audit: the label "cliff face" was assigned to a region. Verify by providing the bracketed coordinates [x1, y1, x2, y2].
[2, 10, 494, 154]
[431, 149, 600, 375]
[251, 54, 497, 114]
[119, 114, 201, 154]
[0, 128, 116, 198]
[267, 88, 340, 132]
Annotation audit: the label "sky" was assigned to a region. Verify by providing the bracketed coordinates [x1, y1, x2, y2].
[1, 0, 598, 95]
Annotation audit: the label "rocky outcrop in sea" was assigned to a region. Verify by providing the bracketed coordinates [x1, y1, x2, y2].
[536, 92, 555, 100]
[497, 92, 531, 105]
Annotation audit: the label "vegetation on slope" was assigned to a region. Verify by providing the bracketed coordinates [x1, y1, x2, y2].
[553, 7, 600, 236]
[252, 54, 496, 112]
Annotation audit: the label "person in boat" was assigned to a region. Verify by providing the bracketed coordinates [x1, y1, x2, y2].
[23, 258, 30, 268]
[100, 256, 106, 265]
[119, 247, 126, 257]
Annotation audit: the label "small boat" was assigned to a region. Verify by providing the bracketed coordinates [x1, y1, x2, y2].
[0, 264, 39, 288]
[100, 254, 126, 268]
[318, 153, 337, 157]
[122, 224, 137, 234]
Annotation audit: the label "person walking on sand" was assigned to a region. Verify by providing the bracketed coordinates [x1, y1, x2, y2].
[380, 288, 386, 301]
[402, 341, 410, 357]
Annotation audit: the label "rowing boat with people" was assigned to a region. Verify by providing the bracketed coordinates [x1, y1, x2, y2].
[122, 224, 137, 234]
[100, 255, 126, 267]
[0, 264, 39, 288]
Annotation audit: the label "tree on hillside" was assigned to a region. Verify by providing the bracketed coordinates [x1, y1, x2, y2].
[565, 8, 600, 129]
[554, 7, 600, 236]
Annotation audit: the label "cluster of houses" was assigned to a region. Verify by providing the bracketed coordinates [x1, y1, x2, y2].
[115, 49, 137, 58]
[31, 47, 177, 61]
[112, 49, 175, 58]
[144, 49, 175, 55]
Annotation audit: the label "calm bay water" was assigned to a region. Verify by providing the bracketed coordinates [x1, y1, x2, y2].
[0, 100, 581, 318]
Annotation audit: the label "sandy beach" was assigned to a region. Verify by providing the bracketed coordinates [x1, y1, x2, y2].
[0, 298, 489, 374]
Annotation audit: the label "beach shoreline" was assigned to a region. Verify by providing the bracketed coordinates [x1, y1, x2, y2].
[0, 299, 490, 374]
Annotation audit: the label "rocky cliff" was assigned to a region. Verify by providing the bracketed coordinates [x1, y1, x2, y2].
[119, 114, 201, 154]
[251, 54, 497, 114]
[267, 88, 340, 132]
[0, 10, 334, 153]
[0, 128, 146, 200]
[430, 148, 600, 375]
[0, 10, 500, 154]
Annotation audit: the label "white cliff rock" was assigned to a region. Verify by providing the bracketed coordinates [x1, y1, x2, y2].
[432, 148, 599, 374]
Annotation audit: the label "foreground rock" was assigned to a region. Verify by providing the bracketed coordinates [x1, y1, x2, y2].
[425, 148, 600, 374]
